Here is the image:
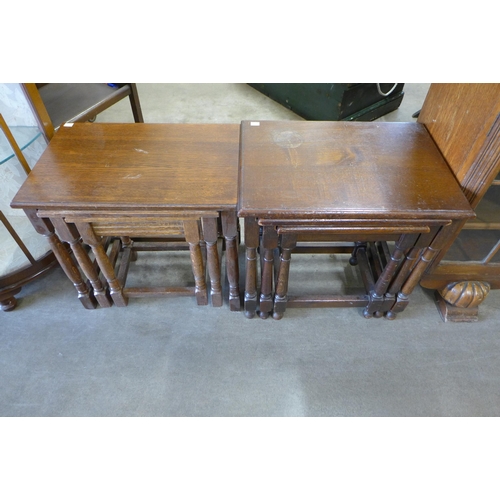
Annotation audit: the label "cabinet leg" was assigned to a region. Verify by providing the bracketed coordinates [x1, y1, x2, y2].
[1, 297, 17, 312]
[1, 288, 21, 311]
[435, 281, 491, 322]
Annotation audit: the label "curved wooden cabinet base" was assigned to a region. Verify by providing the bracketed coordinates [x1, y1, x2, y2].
[0, 251, 58, 312]
[435, 281, 491, 322]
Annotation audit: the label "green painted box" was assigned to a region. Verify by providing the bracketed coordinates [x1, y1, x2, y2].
[248, 83, 405, 121]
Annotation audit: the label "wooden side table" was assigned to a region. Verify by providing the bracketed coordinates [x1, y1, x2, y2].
[11, 123, 241, 311]
[237, 120, 474, 319]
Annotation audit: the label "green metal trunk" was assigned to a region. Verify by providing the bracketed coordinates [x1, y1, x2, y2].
[248, 83, 405, 121]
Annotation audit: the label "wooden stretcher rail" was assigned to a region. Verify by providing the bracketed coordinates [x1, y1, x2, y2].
[124, 287, 196, 297]
[286, 295, 369, 308]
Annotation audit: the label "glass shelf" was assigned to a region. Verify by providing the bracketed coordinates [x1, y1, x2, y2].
[0, 126, 41, 165]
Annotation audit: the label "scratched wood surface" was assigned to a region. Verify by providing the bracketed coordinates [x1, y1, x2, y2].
[11, 123, 240, 211]
[237, 120, 473, 221]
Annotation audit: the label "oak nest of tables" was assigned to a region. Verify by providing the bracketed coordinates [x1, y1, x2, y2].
[11, 123, 241, 311]
[237, 120, 475, 320]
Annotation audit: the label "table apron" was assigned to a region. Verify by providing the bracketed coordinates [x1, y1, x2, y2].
[37, 210, 220, 221]
[277, 225, 432, 235]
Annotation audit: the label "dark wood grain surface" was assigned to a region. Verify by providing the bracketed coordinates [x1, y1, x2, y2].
[238, 120, 474, 221]
[11, 123, 240, 211]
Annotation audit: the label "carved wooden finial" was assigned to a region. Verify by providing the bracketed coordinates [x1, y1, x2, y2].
[439, 281, 490, 309]
[436, 281, 491, 322]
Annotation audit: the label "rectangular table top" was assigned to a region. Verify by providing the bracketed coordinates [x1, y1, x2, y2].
[11, 123, 240, 212]
[237, 120, 474, 221]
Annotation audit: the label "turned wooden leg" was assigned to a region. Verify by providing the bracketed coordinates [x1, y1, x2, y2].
[388, 228, 445, 319]
[221, 211, 241, 311]
[374, 235, 417, 296]
[386, 246, 423, 299]
[1, 288, 21, 311]
[362, 243, 386, 318]
[128, 83, 144, 123]
[259, 249, 274, 319]
[183, 219, 208, 306]
[202, 217, 222, 307]
[120, 236, 137, 261]
[365, 234, 418, 319]
[51, 219, 112, 308]
[273, 233, 297, 320]
[24, 210, 96, 309]
[349, 241, 365, 266]
[259, 225, 279, 319]
[1, 297, 17, 311]
[243, 217, 259, 318]
[75, 221, 128, 307]
[435, 281, 491, 322]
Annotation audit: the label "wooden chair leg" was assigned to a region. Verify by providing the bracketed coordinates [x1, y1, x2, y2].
[128, 83, 144, 123]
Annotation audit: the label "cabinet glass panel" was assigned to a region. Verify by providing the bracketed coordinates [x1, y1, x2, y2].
[1, 83, 51, 280]
[443, 184, 500, 263]
[0, 219, 32, 276]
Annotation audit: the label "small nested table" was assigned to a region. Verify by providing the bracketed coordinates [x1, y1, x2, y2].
[237, 120, 475, 319]
[11, 123, 241, 311]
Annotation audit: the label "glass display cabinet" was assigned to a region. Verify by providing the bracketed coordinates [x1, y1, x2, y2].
[419, 84, 500, 322]
[0, 84, 57, 311]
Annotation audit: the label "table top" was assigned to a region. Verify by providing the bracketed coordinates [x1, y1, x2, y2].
[237, 120, 474, 221]
[11, 123, 240, 212]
